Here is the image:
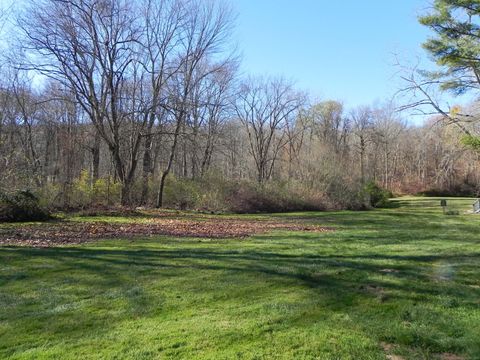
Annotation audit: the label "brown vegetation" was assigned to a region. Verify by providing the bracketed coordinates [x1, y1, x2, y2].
[0, 216, 333, 247]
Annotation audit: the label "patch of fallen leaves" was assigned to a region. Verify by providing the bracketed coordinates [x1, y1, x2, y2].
[0, 218, 333, 247]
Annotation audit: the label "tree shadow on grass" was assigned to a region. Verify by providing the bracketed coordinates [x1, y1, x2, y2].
[2, 244, 479, 303]
[1, 240, 479, 357]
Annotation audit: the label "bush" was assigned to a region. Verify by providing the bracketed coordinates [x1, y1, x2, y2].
[92, 177, 121, 206]
[41, 170, 370, 214]
[418, 182, 480, 197]
[325, 179, 366, 210]
[37, 182, 62, 209]
[162, 175, 328, 213]
[0, 190, 51, 222]
[226, 181, 325, 213]
[163, 177, 201, 210]
[70, 170, 121, 209]
[195, 174, 231, 212]
[364, 181, 393, 208]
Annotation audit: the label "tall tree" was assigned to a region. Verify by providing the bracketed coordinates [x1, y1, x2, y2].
[235, 77, 305, 184]
[19, 0, 145, 205]
[309, 100, 349, 155]
[416, 0, 480, 148]
[155, 0, 235, 207]
[398, 1, 480, 135]
[420, 0, 480, 95]
[351, 106, 373, 186]
[138, 0, 185, 205]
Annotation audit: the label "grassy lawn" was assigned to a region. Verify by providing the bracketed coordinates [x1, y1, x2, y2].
[0, 197, 479, 359]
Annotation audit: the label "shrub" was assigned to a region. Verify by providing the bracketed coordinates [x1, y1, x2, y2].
[92, 177, 121, 206]
[325, 180, 366, 210]
[461, 135, 480, 152]
[364, 181, 393, 208]
[37, 182, 62, 209]
[0, 190, 51, 222]
[226, 182, 277, 213]
[70, 170, 93, 208]
[195, 175, 231, 213]
[163, 177, 201, 210]
[226, 181, 325, 213]
[418, 182, 479, 197]
[70, 170, 121, 209]
[160, 174, 346, 213]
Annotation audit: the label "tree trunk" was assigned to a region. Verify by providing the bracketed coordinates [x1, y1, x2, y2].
[121, 181, 132, 206]
[140, 133, 153, 205]
[91, 132, 100, 182]
[156, 170, 169, 208]
[156, 112, 184, 208]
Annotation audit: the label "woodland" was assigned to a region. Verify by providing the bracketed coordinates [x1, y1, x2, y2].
[1, 0, 480, 216]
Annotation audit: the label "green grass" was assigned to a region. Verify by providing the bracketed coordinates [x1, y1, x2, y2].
[1, 197, 479, 359]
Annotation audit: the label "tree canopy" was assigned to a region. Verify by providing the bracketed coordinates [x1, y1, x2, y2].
[419, 0, 480, 94]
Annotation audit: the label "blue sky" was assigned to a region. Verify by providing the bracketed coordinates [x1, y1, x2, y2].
[233, 0, 433, 108]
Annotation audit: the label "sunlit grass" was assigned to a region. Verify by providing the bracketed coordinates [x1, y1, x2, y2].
[1, 197, 479, 359]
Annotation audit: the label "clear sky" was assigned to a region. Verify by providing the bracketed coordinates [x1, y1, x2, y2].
[233, 0, 433, 108]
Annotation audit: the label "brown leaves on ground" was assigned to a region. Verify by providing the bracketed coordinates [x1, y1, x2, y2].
[380, 342, 465, 360]
[0, 217, 333, 247]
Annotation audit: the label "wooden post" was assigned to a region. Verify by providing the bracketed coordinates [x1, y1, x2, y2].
[440, 199, 447, 214]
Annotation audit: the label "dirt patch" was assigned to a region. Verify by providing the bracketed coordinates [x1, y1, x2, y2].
[380, 343, 405, 360]
[361, 284, 385, 295]
[436, 353, 465, 360]
[380, 268, 399, 274]
[0, 218, 333, 247]
[380, 342, 395, 352]
[386, 355, 405, 360]
[380, 343, 464, 360]
[361, 284, 390, 302]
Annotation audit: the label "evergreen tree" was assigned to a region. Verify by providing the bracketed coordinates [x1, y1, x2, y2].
[419, 0, 480, 95]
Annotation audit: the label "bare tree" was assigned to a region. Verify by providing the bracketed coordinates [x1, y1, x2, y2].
[138, 0, 186, 204]
[396, 61, 475, 136]
[182, 60, 236, 178]
[370, 104, 405, 189]
[235, 77, 305, 184]
[155, 0, 235, 207]
[19, 0, 146, 205]
[351, 106, 374, 186]
[310, 100, 349, 155]
[10, 73, 44, 187]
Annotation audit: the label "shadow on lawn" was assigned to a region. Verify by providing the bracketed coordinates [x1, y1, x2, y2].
[1, 228, 479, 357]
[2, 244, 479, 308]
[1, 199, 479, 358]
[293, 211, 480, 241]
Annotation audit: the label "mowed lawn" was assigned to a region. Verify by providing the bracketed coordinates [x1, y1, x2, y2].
[0, 198, 479, 359]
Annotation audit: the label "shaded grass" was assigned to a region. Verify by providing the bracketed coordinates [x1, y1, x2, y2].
[0, 197, 479, 359]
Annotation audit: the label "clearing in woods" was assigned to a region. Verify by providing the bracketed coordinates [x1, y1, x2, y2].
[0, 197, 479, 359]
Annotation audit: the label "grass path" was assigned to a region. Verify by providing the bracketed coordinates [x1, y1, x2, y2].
[0, 197, 479, 359]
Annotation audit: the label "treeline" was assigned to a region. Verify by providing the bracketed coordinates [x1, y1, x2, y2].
[0, 0, 479, 212]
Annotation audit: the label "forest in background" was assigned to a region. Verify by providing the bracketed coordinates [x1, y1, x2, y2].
[1, 0, 480, 214]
